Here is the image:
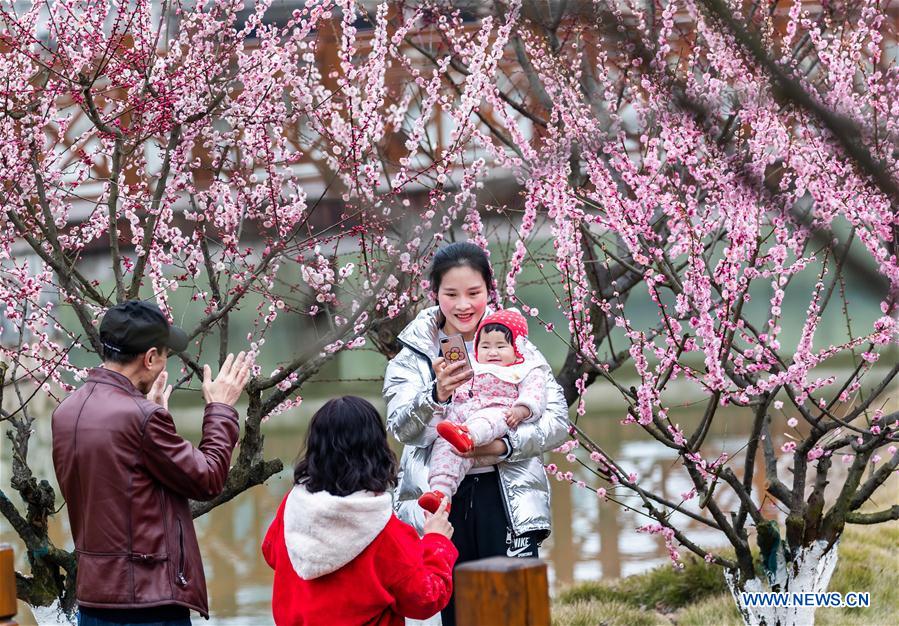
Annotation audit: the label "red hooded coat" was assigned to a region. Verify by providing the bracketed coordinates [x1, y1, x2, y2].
[262, 485, 458, 625]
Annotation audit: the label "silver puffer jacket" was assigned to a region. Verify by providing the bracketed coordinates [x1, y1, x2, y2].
[383, 306, 571, 537]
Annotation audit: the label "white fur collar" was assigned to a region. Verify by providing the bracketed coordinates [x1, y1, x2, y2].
[283, 484, 393, 580]
[471, 341, 549, 384]
[472, 358, 548, 384]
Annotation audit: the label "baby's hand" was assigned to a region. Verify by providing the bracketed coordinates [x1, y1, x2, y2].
[505, 405, 531, 428]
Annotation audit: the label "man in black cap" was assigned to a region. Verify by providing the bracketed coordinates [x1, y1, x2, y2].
[52, 300, 252, 625]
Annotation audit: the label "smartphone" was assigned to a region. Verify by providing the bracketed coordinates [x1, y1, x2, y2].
[439, 334, 473, 378]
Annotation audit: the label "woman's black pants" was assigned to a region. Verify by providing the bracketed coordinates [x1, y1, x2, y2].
[440, 471, 542, 626]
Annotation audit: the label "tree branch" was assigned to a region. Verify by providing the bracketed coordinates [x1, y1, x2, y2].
[760, 413, 792, 505]
[848, 450, 899, 511]
[698, 0, 899, 210]
[846, 506, 899, 525]
[127, 124, 182, 299]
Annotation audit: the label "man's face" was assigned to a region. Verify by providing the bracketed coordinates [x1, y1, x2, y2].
[136, 347, 168, 394]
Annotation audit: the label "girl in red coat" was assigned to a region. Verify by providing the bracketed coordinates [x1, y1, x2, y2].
[262, 395, 458, 625]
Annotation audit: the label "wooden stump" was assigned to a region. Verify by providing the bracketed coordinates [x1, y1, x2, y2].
[454, 557, 550, 626]
[0, 544, 17, 625]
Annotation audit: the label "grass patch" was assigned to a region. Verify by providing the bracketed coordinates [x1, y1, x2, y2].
[552, 599, 670, 626]
[556, 552, 729, 613]
[675, 593, 744, 626]
[553, 521, 898, 626]
[815, 523, 898, 626]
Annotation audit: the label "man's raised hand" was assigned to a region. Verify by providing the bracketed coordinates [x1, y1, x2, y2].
[202, 351, 253, 407]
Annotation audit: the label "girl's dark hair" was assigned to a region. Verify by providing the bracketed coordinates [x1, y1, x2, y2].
[429, 242, 494, 297]
[294, 396, 399, 496]
[477, 323, 512, 344]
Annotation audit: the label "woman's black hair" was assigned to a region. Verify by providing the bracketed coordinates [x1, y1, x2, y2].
[294, 396, 399, 496]
[429, 241, 494, 298]
[477, 323, 513, 344]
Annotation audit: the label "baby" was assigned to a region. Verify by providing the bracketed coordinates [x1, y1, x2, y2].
[418, 309, 548, 513]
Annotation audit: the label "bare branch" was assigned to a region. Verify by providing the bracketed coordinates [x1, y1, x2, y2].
[761, 413, 793, 505]
[846, 506, 899, 524]
[848, 450, 899, 511]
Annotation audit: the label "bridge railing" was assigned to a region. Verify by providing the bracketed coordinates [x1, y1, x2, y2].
[0, 549, 547, 626]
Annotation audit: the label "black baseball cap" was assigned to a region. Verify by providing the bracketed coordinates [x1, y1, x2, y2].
[99, 300, 189, 355]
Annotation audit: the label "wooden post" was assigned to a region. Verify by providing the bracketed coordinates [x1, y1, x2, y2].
[0, 544, 17, 625]
[454, 557, 550, 626]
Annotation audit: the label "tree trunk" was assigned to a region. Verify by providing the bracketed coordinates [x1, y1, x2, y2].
[31, 600, 75, 625]
[725, 540, 840, 626]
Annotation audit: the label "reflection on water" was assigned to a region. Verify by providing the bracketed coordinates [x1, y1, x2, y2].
[0, 385, 842, 624]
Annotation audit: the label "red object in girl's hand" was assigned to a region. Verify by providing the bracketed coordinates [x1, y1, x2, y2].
[418, 491, 451, 514]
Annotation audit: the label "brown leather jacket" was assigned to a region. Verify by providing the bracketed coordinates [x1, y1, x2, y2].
[51, 367, 240, 618]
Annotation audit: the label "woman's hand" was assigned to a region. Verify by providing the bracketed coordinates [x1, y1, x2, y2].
[422, 498, 454, 539]
[432, 357, 473, 403]
[452, 438, 508, 459]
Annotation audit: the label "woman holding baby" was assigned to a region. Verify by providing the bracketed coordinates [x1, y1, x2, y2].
[383, 242, 570, 626]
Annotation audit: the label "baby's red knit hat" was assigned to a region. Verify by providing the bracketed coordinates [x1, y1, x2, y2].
[474, 308, 529, 364]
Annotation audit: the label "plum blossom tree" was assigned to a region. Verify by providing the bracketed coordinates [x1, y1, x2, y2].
[450, 2, 896, 625]
[1, 0, 898, 625]
[0, 0, 516, 614]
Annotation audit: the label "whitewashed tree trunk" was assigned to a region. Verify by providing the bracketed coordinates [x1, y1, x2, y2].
[31, 600, 75, 625]
[725, 540, 840, 626]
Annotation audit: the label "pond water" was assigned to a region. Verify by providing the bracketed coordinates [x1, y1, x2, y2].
[1, 381, 856, 625]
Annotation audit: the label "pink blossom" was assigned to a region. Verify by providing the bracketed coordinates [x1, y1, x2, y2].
[807, 447, 825, 462]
